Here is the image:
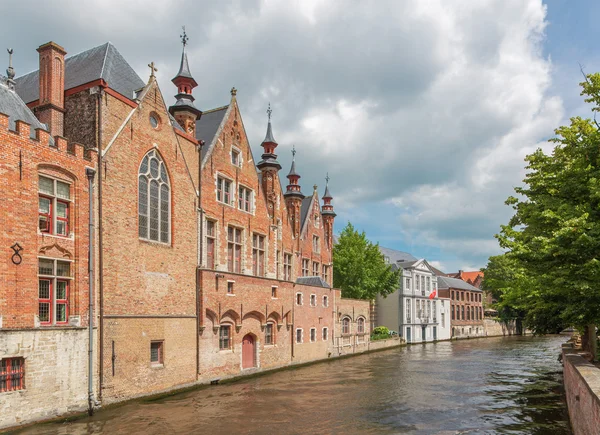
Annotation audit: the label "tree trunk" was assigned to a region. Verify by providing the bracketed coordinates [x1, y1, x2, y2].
[581, 324, 597, 361]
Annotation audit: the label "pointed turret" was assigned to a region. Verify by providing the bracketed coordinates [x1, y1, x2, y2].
[169, 27, 201, 135]
[321, 173, 336, 248]
[284, 147, 304, 237]
[256, 103, 282, 171]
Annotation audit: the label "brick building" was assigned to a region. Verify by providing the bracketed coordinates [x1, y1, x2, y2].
[437, 276, 484, 338]
[1, 35, 371, 428]
[0, 44, 96, 427]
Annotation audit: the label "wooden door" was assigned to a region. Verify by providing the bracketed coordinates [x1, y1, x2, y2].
[242, 334, 255, 369]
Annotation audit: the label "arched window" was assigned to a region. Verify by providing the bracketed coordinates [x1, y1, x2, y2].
[342, 317, 350, 335]
[139, 150, 170, 243]
[357, 317, 365, 334]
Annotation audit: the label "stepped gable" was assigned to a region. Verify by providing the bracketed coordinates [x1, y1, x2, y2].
[15, 42, 145, 103]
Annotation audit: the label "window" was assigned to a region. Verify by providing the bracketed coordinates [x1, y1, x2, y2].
[276, 250, 280, 279]
[296, 328, 303, 344]
[357, 318, 365, 334]
[342, 317, 350, 335]
[451, 290, 455, 300]
[38, 258, 71, 325]
[252, 234, 265, 276]
[238, 186, 252, 212]
[219, 325, 231, 350]
[433, 301, 437, 321]
[227, 281, 234, 294]
[39, 175, 70, 236]
[426, 300, 431, 320]
[461, 292, 465, 301]
[471, 306, 475, 321]
[314, 214, 320, 228]
[322, 327, 328, 341]
[302, 259, 309, 276]
[416, 275, 420, 291]
[231, 148, 240, 166]
[421, 276, 425, 296]
[296, 293, 303, 305]
[206, 220, 216, 269]
[312, 261, 320, 276]
[139, 150, 170, 243]
[405, 278, 411, 290]
[426, 276, 430, 292]
[323, 295, 328, 307]
[283, 253, 292, 281]
[480, 307, 483, 319]
[461, 306, 465, 320]
[217, 176, 232, 205]
[310, 328, 316, 342]
[452, 305, 455, 320]
[406, 299, 411, 322]
[310, 294, 316, 307]
[265, 323, 274, 345]
[272, 286, 277, 298]
[227, 227, 242, 273]
[441, 312, 445, 328]
[322, 265, 330, 283]
[0, 358, 25, 392]
[313, 235, 320, 253]
[150, 341, 163, 365]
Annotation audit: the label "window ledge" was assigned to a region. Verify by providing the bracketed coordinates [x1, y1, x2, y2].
[38, 231, 74, 240]
[226, 294, 236, 297]
[219, 349, 233, 353]
[150, 363, 164, 369]
[139, 238, 172, 248]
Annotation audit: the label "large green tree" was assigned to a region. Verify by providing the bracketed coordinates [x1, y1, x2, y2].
[333, 222, 400, 300]
[496, 73, 600, 357]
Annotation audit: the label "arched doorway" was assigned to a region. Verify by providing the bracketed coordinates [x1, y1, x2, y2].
[242, 334, 256, 369]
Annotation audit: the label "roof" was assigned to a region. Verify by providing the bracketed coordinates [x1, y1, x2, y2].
[451, 270, 484, 283]
[0, 79, 49, 139]
[430, 265, 447, 276]
[287, 158, 299, 177]
[437, 276, 482, 292]
[295, 276, 331, 288]
[322, 183, 332, 199]
[379, 246, 417, 264]
[173, 49, 195, 83]
[15, 42, 145, 104]
[300, 196, 313, 229]
[262, 120, 276, 144]
[196, 105, 228, 160]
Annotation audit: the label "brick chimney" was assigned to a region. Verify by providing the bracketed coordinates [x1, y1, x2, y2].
[35, 42, 66, 138]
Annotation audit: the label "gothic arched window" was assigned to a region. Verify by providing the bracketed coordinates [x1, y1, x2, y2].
[139, 150, 170, 243]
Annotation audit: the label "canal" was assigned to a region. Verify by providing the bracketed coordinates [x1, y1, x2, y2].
[14, 335, 570, 435]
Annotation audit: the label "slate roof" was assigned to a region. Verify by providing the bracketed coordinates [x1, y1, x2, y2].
[262, 120, 276, 144]
[0, 79, 49, 139]
[437, 276, 482, 292]
[323, 184, 332, 199]
[15, 42, 145, 104]
[300, 196, 313, 229]
[295, 276, 331, 288]
[196, 105, 228, 161]
[379, 246, 417, 264]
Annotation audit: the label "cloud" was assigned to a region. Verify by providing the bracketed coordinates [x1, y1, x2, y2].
[1, 0, 566, 271]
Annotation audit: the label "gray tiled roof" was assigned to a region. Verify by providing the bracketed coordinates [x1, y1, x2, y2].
[300, 196, 313, 229]
[379, 246, 417, 264]
[15, 42, 145, 104]
[197, 105, 229, 161]
[0, 80, 49, 139]
[437, 276, 482, 292]
[295, 276, 331, 288]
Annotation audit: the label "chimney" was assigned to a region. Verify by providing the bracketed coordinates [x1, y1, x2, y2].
[35, 42, 66, 138]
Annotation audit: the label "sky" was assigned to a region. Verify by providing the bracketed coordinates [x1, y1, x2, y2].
[1, 0, 597, 273]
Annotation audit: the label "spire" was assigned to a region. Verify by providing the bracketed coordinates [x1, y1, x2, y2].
[257, 103, 282, 171]
[287, 145, 300, 178]
[321, 173, 336, 217]
[322, 173, 332, 200]
[173, 26, 197, 86]
[284, 146, 304, 199]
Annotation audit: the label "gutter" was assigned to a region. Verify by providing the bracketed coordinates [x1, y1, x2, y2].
[97, 87, 105, 400]
[86, 167, 96, 415]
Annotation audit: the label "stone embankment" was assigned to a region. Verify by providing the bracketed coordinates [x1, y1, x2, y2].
[562, 342, 600, 435]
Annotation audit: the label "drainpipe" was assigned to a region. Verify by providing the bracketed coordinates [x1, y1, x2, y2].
[86, 167, 96, 416]
[196, 141, 203, 380]
[97, 87, 105, 399]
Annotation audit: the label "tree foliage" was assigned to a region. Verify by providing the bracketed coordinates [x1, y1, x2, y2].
[333, 222, 400, 300]
[491, 73, 600, 351]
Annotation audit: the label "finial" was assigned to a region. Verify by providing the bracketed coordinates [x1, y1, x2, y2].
[6, 48, 15, 81]
[325, 172, 330, 184]
[313, 184, 318, 192]
[292, 145, 296, 159]
[231, 87, 237, 97]
[267, 103, 272, 121]
[148, 61, 158, 79]
[180, 26, 188, 48]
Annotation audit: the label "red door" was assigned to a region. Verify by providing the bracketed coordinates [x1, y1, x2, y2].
[242, 334, 255, 369]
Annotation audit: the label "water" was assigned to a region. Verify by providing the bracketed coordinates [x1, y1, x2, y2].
[14, 336, 570, 435]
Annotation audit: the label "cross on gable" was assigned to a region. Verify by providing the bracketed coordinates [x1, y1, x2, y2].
[148, 61, 158, 78]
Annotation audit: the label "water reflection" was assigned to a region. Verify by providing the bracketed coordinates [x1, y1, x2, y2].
[12, 336, 570, 435]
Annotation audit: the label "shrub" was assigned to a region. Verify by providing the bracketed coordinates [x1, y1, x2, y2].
[372, 326, 390, 336]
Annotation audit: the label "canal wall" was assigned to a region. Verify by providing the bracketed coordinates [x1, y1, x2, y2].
[562, 342, 600, 435]
[483, 318, 521, 337]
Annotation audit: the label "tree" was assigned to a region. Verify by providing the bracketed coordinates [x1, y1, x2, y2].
[333, 222, 400, 300]
[496, 73, 600, 358]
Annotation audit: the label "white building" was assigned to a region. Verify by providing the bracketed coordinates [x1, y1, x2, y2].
[376, 247, 449, 343]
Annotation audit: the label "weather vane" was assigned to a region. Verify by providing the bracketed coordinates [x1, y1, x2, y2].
[325, 173, 330, 184]
[267, 103, 272, 121]
[180, 26, 188, 47]
[292, 145, 296, 158]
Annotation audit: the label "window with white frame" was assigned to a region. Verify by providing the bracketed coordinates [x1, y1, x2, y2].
[310, 328, 316, 342]
[421, 276, 425, 295]
[357, 318, 365, 334]
[296, 328, 303, 344]
[206, 219, 216, 269]
[231, 148, 241, 167]
[217, 176, 233, 205]
[238, 185, 252, 213]
[265, 323, 275, 345]
[416, 275, 420, 291]
[296, 293, 303, 305]
[219, 325, 232, 350]
[310, 294, 316, 306]
[227, 227, 242, 273]
[150, 341, 164, 365]
[314, 213, 320, 228]
[283, 253, 292, 281]
[342, 317, 350, 335]
[139, 150, 170, 243]
[302, 259, 309, 276]
[323, 295, 328, 307]
[313, 235, 320, 253]
[322, 265, 330, 283]
[252, 233, 265, 276]
[39, 175, 71, 237]
[312, 261, 319, 276]
[426, 276, 430, 292]
[322, 327, 328, 341]
[38, 258, 71, 325]
[406, 299, 411, 322]
[405, 277, 411, 290]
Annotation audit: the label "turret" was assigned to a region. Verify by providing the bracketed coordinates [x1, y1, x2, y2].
[284, 146, 304, 237]
[257, 104, 282, 219]
[321, 174, 336, 249]
[169, 27, 201, 135]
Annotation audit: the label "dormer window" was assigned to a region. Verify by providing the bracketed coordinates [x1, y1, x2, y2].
[231, 148, 241, 167]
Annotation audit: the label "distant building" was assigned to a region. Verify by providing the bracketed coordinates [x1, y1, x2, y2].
[376, 248, 451, 342]
[437, 276, 484, 338]
[447, 270, 495, 307]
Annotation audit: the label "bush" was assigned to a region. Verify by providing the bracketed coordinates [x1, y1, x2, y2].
[372, 326, 390, 336]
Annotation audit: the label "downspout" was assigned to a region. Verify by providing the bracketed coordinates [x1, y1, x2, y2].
[196, 141, 203, 380]
[86, 167, 96, 416]
[97, 87, 105, 400]
[291, 292, 295, 359]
